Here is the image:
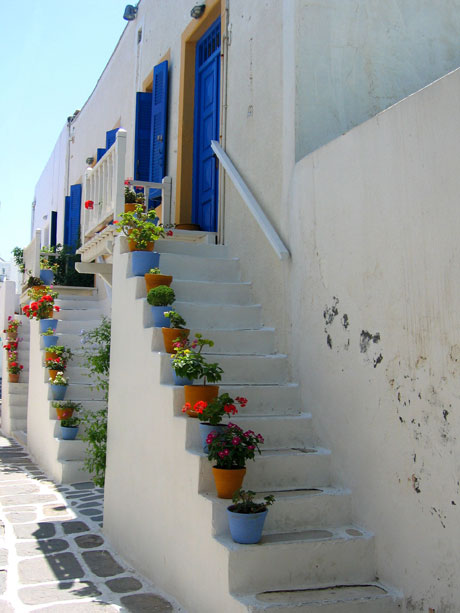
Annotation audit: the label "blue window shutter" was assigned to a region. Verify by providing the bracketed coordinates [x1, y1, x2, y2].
[97, 148, 106, 162]
[67, 184, 82, 251]
[149, 60, 169, 207]
[134, 92, 153, 181]
[64, 196, 71, 246]
[106, 128, 119, 150]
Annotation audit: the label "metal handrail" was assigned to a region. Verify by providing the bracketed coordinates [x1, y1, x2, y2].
[211, 140, 290, 260]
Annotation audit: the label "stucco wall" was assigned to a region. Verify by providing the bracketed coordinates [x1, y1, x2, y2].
[287, 67, 460, 611]
[295, 0, 460, 160]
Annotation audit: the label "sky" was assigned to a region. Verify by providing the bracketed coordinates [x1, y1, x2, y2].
[0, 0, 132, 261]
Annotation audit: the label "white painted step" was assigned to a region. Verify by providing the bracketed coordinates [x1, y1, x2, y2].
[155, 239, 229, 258]
[57, 383, 106, 401]
[57, 309, 106, 321]
[161, 353, 289, 385]
[48, 401, 106, 421]
[43, 366, 91, 384]
[173, 301, 262, 330]
[204, 487, 352, 535]
[55, 320, 105, 334]
[10, 419, 27, 433]
[49, 333, 86, 351]
[54, 298, 103, 310]
[171, 279, 253, 305]
[236, 584, 402, 612]
[219, 526, 375, 593]
[58, 459, 90, 484]
[8, 383, 28, 396]
[155, 252, 241, 282]
[199, 447, 331, 493]
[172, 383, 301, 416]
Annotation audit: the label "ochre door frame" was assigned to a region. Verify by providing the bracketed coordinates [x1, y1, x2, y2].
[175, 0, 224, 224]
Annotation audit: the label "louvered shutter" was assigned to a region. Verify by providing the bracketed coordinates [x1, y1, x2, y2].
[67, 184, 82, 250]
[64, 196, 71, 246]
[149, 60, 169, 208]
[134, 92, 153, 181]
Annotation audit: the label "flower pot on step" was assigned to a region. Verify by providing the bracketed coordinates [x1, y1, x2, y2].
[61, 425, 79, 440]
[56, 407, 74, 420]
[50, 385, 67, 400]
[184, 385, 219, 417]
[8, 373, 20, 383]
[151, 306, 173, 327]
[226, 507, 268, 544]
[162, 327, 190, 353]
[6, 331, 17, 341]
[39, 318, 58, 334]
[43, 335, 59, 348]
[40, 269, 54, 285]
[199, 423, 227, 453]
[170, 362, 192, 385]
[48, 369, 60, 381]
[131, 250, 160, 276]
[128, 239, 155, 253]
[212, 467, 246, 499]
[144, 273, 173, 293]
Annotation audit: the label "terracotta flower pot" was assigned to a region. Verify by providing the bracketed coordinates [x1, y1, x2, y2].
[56, 407, 74, 421]
[162, 328, 190, 353]
[212, 467, 246, 499]
[128, 239, 154, 252]
[48, 369, 59, 381]
[8, 373, 19, 383]
[124, 203, 137, 213]
[7, 332, 17, 341]
[183, 385, 219, 417]
[145, 273, 173, 293]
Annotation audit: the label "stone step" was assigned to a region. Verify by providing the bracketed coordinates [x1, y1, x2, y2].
[162, 353, 289, 385]
[56, 309, 105, 322]
[56, 319, 105, 334]
[54, 298, 103, 310]
[199, 447, 331, 493]
[48, 400, 106, 421]
[58, 459, 90, 484]
[7, 383, 28, 395]
[47, 383, 105, 402]
[55, 437, 87, 461]
[155, 239, 229, 258]
[50, 333, 86, 351]
[155, 252, 241, 282]
[171, 279, 253, 305]
[7, 401, 27, 418]
[9, 418, 27, 433]
[12, 430, 27, 447]
[217, 526, 375, 594]
[236, 584, 402, 612]
[151, 327, 276, 356]
[204, 486, 352, 535]
[172, 301, 262, 331]
[172, 383, 301, 416]
[43, 365, 91, 384]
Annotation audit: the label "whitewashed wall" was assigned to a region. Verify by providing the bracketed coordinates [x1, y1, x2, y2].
[285, 67, 460, 611]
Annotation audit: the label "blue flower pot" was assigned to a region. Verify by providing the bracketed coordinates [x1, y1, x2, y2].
[226, 508, 268, 544]
[131, 251, 160, 277]
[43, 335, 59, 348]
[151, 305, 172, 327]
[170, 362, 192, 386]
[50, 384, 67, 400]
[61, 426, 79, 440]
[40, 269, 54, 285]
[199, 423, 228, 453]
[39, 319, 58, 334]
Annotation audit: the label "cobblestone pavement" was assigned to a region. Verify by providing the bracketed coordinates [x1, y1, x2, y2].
[0, 434, 183, 612]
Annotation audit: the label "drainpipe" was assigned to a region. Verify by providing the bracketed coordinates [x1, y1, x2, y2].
[218, 0, 230, 245]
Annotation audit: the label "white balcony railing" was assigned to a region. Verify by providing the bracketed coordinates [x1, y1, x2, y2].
[23, 229, 41, 279]
[81, 129, 172, 246]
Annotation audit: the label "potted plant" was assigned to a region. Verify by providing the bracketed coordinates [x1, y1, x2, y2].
[41, 327, 59, 348]
[206, 423, 265, 498]
[162, 310, 189, 353]
[45, 355, 68, 380]
[3, 340, 19, 354]
[40, 246, 59, 285]
[44, 345, 73, 365]
[49, 371, 68, 400]
[26, 275, 44, 289]
[7, 360, 23, 383]
[183, 393, 247, 452]
[52, 400, 81, 421]
[227, 489, 275, 544]
[144, 267, 173, 293]
[146, 285, 175, 327]
[171, 334, 223, 407]
[124, 180, 146, 212]
[23, 287, 60, 330]
[60, 416, 81, 440]
[3, 317, 22, 340]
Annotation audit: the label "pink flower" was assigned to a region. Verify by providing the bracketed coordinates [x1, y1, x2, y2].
[232, 437, 241, 446]
[218, 451, 225, 458]
[257, 434, 264, 443]
[223, 449, 229, 456]
[167, 230, 173, 236]
[247, 445, 255, 450]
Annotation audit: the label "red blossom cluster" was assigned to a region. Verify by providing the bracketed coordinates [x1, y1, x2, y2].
[85, 200, 94, 210]
[22, 294, 60, 320]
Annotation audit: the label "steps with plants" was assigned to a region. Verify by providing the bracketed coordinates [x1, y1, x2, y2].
[26, 290, 107, 484]
[105, 238, 402, 612]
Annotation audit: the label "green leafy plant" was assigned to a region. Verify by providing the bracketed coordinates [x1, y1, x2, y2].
[115, 203, 173, 249]
[40, 246, 59, 273]
[229, 489, 275, 514]
[60, 416, 80, 428]
[45, 345, 73, 362]
[12, 247, 25, 273]
[50, 372, 68, 385]
[182, 393, 247, 425]
[52, 401, 81, 411]
[164, 310, 186, 329]
[146, 285, 175, 306]
[26, 275, 43, 288]
[207, 423, 264, 469]
[52, 244, 94, 288]
[171, 335, 223, 385]
[80, 317, 111, 487]
[41, 328, 57, 336]
[147, 268, 161, 274]
[7, 361, 23, 375]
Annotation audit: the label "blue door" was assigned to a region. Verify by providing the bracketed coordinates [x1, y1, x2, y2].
[192, 18, 221, 232]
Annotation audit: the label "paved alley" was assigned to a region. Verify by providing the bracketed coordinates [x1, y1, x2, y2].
[0, 434, 181, 612]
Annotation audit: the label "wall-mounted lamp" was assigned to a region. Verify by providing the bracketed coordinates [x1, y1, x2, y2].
[86, 157, 95, 165]
[123, 4, 138, 20]
[190, 2, 205, 19]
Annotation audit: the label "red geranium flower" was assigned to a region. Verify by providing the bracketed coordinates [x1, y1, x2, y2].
[85, 200, 94, 210]
[167, 230, 173, 236]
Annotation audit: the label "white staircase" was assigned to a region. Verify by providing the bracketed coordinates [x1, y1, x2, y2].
[1, 315, 30, 437]
[104, 238, 402, 612]
[26, 290, 107, 483]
